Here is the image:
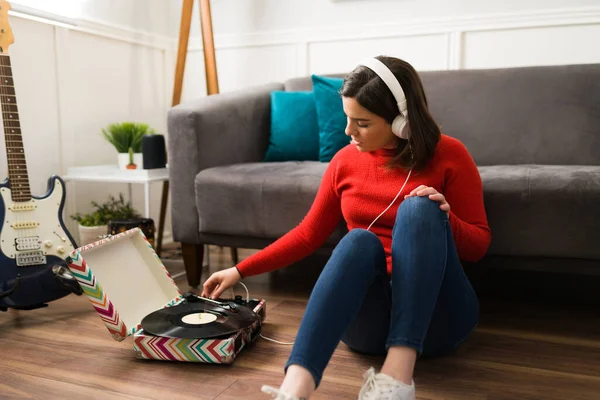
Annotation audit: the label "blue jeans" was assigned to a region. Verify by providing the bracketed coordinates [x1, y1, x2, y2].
[284, 196, 479, 387]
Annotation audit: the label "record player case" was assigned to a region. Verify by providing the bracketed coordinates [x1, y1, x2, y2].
[66, 228, 265, 364]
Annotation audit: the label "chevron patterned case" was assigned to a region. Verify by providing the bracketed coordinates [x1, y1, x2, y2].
[132, 298, 265, 363]
[66, 228, 265, 363]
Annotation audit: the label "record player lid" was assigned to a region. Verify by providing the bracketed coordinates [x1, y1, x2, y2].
[67, 228, 182, 341]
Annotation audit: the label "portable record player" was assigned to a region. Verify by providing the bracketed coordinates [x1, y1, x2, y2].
[65, 227, 265, 364]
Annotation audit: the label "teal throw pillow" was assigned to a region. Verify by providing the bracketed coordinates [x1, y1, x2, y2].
[311, 75, 348, 162]
[264, 91, 320, 162]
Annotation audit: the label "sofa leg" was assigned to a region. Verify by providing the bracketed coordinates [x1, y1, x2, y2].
[230, 247, 239, 265]
[181, 243, 204, 288]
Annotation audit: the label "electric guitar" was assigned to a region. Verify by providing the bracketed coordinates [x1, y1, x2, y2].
[0, 0, 81, 311]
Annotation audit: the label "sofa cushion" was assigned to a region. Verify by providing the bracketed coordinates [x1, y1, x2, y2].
[416, 64, 600, 166]
[196, 162, 600, 262]
[480, 165, 600, 260]
[311, 75, 348, 162]
[264, 91, 320, 162]
[195, 162, 346, 244]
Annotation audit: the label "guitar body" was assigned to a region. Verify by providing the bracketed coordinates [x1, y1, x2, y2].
[0, 176, 81, 310]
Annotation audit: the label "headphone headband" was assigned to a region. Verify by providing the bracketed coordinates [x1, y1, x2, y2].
[357, 58, 407, 115]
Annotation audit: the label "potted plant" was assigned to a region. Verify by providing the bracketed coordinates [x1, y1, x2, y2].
[71, 194, 142, 245]
[101, 122, 156, 170]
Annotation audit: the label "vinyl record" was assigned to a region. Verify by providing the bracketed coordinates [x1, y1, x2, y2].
[141, 300, 259, 339]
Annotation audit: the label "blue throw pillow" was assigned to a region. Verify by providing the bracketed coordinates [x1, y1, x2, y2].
[264, 91, 320, 162]
[311, 75, 348, 162]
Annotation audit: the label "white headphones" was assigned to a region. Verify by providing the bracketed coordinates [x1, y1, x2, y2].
[357, 58, 409, 139]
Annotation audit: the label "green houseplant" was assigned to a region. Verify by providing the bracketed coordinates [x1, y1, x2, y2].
[71, 194, 142, 245]
[101, 122, 156, 170]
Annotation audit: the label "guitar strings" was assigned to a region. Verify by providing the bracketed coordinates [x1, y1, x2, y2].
[0, 56, 26, 244]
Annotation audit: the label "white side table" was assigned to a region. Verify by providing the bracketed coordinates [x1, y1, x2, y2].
[63, 165, 170, 255]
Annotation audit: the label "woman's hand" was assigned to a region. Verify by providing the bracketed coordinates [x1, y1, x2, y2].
[405, 185, 450, 216]
[201, 267, 242, 300]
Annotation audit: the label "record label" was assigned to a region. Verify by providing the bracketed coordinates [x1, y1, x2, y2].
[181, 313, 218, 325]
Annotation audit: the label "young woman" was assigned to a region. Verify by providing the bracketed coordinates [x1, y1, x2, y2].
[202, 56, 491, 400]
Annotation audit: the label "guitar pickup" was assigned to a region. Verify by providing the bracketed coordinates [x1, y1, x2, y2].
[16, 251, 46, 267]
[10, 221, 40, 229]
[15, 236, 41, 251]
[8, 203, 36, 212]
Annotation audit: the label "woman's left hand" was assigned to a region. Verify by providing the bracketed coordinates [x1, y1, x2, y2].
[405, 185, 450, 216]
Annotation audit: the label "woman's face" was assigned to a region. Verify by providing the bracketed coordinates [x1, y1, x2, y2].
[342, 96, 397, 152]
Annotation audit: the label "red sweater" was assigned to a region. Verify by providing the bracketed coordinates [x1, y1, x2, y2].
[237, 134, 491, 278]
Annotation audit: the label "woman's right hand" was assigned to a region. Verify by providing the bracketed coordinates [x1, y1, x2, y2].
[201, 267, 242, 300]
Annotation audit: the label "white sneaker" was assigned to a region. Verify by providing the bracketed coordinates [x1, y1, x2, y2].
[261, 385, 307, 400]
[357, 367, 416, 400]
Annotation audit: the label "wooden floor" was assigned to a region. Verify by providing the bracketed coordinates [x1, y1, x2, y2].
[1, 246, 599, 399]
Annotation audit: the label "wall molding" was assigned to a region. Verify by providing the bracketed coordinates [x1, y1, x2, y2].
[76, 18, 173, 51]
[187, 6, 600, 52]
[446, 31, 463, 70]
[9, 11, 173, 51]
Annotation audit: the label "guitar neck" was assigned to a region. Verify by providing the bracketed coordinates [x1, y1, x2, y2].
[0, 53, 30, 202]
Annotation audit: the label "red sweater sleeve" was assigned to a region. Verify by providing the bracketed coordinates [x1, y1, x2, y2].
[444, 140, 491, 262]
[236, 156, 344, 277]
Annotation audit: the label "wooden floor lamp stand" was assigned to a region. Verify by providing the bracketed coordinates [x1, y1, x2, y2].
[163, 0, 238, 287]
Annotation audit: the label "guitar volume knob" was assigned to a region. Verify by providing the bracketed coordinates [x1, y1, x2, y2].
[44, 240, 53, 248]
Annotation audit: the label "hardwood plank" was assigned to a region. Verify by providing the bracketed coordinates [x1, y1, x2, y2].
[1, 370, 148, 400]
[462, 330, 600, 377]
[415, 357, 600, 400]
[214, 378, 361, 400]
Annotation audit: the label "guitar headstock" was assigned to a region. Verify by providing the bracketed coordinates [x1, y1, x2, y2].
[0, 1, 14, 54]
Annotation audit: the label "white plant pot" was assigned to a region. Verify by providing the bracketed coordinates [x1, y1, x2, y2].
[117, 153, 143, 170]
[77, 224, 108, 246]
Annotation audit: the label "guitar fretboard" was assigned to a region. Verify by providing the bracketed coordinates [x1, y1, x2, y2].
[0, 53, 30, 202]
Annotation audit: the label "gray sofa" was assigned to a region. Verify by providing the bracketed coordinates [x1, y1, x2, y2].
[167, 63, 600, 288]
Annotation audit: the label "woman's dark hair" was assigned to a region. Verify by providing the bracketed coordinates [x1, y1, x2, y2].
[340, 56, 441, 170]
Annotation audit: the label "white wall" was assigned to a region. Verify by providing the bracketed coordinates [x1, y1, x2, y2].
[0, 2, 173, 245]
[78, 0, 178, 38]
[172, 0, 600, 101]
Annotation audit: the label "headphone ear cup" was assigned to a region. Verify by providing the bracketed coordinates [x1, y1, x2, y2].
[391, 115, 409, 139]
